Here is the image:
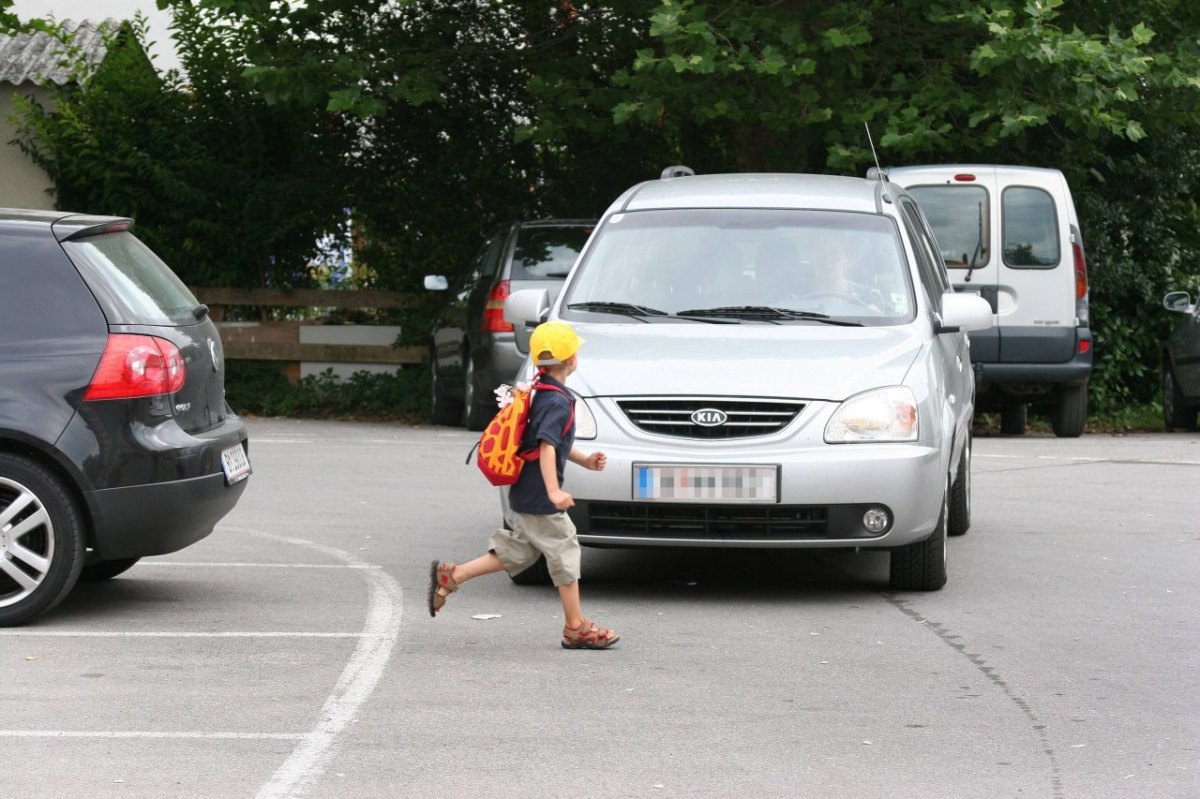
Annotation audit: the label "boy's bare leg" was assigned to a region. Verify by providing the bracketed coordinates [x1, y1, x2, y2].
[558, 580, 583, 630]
[451, 552, 504, 585]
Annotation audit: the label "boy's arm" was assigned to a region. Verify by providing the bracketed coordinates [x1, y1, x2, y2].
[540, 441, 574, 509]
[569, 448, 607, 471]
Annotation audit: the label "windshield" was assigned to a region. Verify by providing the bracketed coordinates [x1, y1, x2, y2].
[63, 231, 200, 325]
[908, 186, 990, 269]
[561, 209, 914, 326]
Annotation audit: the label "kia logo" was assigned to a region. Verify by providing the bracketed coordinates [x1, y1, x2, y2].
[690, 408, 728, 427]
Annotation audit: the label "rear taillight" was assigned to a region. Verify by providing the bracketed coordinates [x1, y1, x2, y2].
[482, 279, 513, 333]
[1073, 241, 1089, 325]
[84, 334, 186, 401]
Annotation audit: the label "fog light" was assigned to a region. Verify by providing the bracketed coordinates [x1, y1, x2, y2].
[863, 507, 890, 533]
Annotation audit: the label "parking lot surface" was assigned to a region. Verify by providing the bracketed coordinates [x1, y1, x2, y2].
[2, 419, 1197, 798]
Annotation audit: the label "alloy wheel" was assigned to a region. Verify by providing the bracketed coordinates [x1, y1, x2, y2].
[0, 477, 55, 609]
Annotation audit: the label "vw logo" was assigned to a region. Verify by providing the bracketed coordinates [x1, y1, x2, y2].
[690, 408, 728, 427]
[208, 338, 221, 372]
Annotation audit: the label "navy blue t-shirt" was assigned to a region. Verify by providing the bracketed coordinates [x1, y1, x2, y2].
[508, 375, 575, 515]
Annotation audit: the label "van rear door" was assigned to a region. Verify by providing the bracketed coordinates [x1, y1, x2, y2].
[898, 166, 1001, 362]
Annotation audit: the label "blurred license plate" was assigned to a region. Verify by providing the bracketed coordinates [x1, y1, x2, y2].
[633, 464, 777, 503]
[221, 443, 251, 485]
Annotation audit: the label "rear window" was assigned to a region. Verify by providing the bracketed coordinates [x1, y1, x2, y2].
[1003, 187, 1060, 268]
[907, 186, 990, 269]
[510, 226, 592, 280]
[62, 232, 200, 325]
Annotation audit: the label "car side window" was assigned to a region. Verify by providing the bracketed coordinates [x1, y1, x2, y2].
[899, 200, 947, 313]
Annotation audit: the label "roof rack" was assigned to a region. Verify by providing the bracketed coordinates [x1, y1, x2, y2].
[660, 165, 695, 179]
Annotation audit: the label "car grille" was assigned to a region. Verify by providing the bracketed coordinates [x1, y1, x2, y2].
[585, 502, 828, 540]
[616, 398, 804, 438]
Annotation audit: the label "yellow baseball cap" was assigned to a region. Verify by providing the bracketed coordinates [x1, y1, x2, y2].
[529, 321, 584, 365]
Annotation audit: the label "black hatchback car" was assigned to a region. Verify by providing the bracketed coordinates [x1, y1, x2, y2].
[424, 219, 594, 429]
[0, 209, 250, 625]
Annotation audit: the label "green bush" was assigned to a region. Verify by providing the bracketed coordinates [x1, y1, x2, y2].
[225, 362, 431, 422]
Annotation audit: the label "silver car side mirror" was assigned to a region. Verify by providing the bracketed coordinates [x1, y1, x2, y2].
[936, 292, 993, 333]
[424, 275, 448, 291]
[1163, 291, 1194, 314]
[505, 288, 550, 353]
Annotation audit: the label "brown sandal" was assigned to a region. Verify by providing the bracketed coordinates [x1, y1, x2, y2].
[561, 618, 620, 649]
[427, 560, 458, 617]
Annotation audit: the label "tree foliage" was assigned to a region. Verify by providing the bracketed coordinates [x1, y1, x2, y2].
[11, 0, 1200, 412]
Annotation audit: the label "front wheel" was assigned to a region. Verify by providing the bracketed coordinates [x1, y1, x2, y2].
[1051, 384, 1088, 438]
[889, 479, 949, 592]
[509, 555, 553, 586]
[948, 434, 971, 537]
[0, 454, 85, 626]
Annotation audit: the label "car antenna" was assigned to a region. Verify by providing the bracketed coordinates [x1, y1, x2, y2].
[864, 122, 891, 203]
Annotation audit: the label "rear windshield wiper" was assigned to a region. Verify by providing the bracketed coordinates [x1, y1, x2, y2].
[567, 301, 668, 322]
[677, 306, 864, 327]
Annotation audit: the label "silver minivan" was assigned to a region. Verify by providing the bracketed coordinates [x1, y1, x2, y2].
[504, 170, 993, 591]
[886, 165, 1092, 436]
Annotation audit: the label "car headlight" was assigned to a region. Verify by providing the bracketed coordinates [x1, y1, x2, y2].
[824, 387, 918, 443]
[574, 396, 597, 440]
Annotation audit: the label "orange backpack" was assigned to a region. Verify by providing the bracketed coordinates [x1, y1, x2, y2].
[474, 377, 574, 487]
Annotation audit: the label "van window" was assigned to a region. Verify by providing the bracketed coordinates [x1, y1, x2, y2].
[1003, 187, 1060, 268]
[908, 186, 989, 269]
[62, 232, 200, 326]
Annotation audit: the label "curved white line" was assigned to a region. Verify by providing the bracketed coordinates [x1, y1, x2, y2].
[246, 530, 403, 799]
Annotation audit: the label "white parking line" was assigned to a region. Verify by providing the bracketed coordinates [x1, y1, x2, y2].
[138, 562, 374, 569]
[0, 631, 366, 638]
[246, 529, 403, 799]
[4, 530, 403, 797]
[977, 453, 1200, 466]
[0, 731, 308, 740]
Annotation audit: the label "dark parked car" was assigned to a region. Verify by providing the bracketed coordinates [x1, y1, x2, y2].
[424, 219, 594, 429]
[0, 209, 250, 625]
[1163, 290, 1200, 430]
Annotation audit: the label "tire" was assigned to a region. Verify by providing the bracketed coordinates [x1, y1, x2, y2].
[462, 355, 491, 431]
[0, 454, 85, 626]
[1163, 363, 1198, 431]
[1000, 402, 1026, 436]
[509, 555, 553, 586]
[889, 478, 949, 592]
[1051, 384, 1088, 438]
[948, 433, 971, 537]
[429, 355, 461, 426]
[79, 556, 141, 583]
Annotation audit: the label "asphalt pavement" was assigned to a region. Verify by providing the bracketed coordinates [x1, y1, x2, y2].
[2, 419, 1197, 798]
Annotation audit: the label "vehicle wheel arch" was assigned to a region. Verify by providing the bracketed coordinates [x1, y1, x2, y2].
[0, 433, 97, 549]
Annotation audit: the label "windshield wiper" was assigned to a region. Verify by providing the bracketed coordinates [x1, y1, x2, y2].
[677, 306, 864, 327]
[567, 301, 668, 322]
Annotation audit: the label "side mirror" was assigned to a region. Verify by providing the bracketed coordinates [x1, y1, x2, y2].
[936, 292, 993, 333]
[424, 275, 448, 291]
[505, 288, 550, 353]
[1163, 291, 1194, 314]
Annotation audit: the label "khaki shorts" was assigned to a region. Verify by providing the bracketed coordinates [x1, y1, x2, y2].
[489, 511, 581, 587]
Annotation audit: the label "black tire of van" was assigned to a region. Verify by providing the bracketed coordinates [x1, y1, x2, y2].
[1163, 363, 1199, 431]
[889, 478, 949, 592]
[1000, 402, 1027, 436]
[1051, 384, 1088, 438]
[948, 434, 971, 537]
[510, 555, 553, 586]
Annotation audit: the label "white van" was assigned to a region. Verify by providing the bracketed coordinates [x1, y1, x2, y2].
[885, 165, 1092, 436]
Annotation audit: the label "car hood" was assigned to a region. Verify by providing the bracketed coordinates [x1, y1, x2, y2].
[563, 322, 926, 402]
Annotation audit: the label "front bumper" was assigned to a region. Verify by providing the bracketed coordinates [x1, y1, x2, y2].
[511, 399, 948, 550]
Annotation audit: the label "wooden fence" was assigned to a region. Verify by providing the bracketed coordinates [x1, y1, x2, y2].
[191, 287, 424, 381]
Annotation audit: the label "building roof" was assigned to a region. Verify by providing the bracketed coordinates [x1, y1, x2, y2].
[0, 19, 119, 86]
